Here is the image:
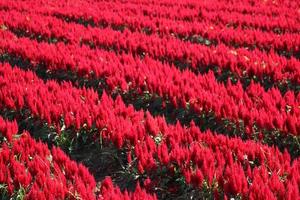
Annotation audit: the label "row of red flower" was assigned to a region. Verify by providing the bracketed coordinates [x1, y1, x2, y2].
[0, 62, 300, 199]
[100, 0, 299, 19]
[0, 0, 299, 199]
[68, 3, 300, 56]
[4, 0, 300, 58]
[1, 28, 300, 140]
[2, 9, 300, 85]
[0, 11, 300, 87]
[48, 0, 300, 26]
[0, 116, 155, 199]
[112, 0, 300, 10]
[69, 0, 300, 34]
[99, 0, 300, 34]
[4, 0, 298, 20]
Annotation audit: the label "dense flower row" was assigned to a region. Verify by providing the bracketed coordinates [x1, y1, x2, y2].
[99, 177, 157, 200]
[2, 9, 300, 87]
[98, 2, 300, 55]
[40, 0, 300, 34]
[99, 1, 300, 34]
[0, 63, 300, 199]
[0, 116, 96, 199]
[119, 0, 298, 18]
[2, 0, 300, 58]
[0, 115, 156, 199]
[100, 0, 298, 19]
[38, 0, 300, 32]
[24, 0, 299, 19]
[0, 0, 299, 198]
[47, 0, 300, 26]
[99, 3, 299, 50]
[199, 9, 300, 34]
[111, 0, 300, 9]
[1, 29, 300, 140]
[4, 0, 298, 19]
[121, 0, 300, 10]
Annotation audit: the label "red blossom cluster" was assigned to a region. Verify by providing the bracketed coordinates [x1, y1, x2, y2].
[1, 28, 300, 138]
[0, 0, 299, 199]
[0, 117, 96, 199]
[1, 10, 299, 84]
[104, 0, 300, 11]
[0, 116, 155, 199]
[99, 177, 157, 200]
[4, 0, 300, 33]
[108, 0, 297, 19]
[0, 63, 300, 198]
[2, 0, 300, 56]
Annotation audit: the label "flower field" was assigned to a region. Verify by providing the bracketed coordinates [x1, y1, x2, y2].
[0, 0, 299, 199]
